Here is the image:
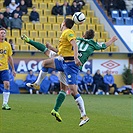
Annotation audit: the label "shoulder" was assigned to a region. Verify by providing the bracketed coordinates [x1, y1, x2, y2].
[67, 29, 74, 33]
[3, 41, 10, 46]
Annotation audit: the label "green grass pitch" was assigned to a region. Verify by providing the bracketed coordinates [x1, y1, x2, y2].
[0, 94, 132, 133]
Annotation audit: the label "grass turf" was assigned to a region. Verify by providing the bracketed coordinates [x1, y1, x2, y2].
[0, 94, 132, 133]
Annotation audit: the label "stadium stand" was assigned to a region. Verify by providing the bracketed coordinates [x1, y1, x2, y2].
[1, 0, 131, 54]
[115, 17, 124, 25]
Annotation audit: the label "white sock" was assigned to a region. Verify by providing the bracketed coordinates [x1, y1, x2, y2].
[3, 92, 10, 105]
[29, 89, 33, 94]
[36, 90, 39, 94]
[35, 70, 47, 85]
[75, 96, 86, 117]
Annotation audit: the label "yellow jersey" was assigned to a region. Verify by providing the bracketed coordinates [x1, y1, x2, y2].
[0, 41, 12, 71]
[58, 29, 76, 57]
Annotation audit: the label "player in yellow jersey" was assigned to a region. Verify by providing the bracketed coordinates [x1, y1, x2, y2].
[0, 27, 16, 110]
[21, 18, 89, 126]
[55, 19, 89, 126]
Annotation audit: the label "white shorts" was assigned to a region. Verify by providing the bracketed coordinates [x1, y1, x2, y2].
[58, 71, 68, 86]
[49, 51, 68, 86]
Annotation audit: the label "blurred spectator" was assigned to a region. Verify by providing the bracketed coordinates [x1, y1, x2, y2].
[106, 0, 117, 16]
[3, 7, 12, 19]
[125, 0, 133, 12]
[51, 2, 61, 16]
[49, 71, 60, 94]
[116, 0, 126, 10]
[12, 5, 23, 19]
[93, 69, 109, 95]
[3, 0, 11, 7]
[60, 1, 72, 17]
[71, 1, 81, 15]
[129, 8, 133, 18]
[73, 0, 85, 9]
[83, 69, 94, 94]
[9, 69, 20, 94]
[29, 7, 39, 23]
[10, 13, 22, 29]
[9, 39, 15, 54]
[0, 12, 10, 29]
[103, 70, 118, 95]
[77, 73, 84, 94]
[19, 0, 28, 15]
[25, 70, 38, 94]
[9, 0, 19, 13]
[40, 76, 51, 94]
[24, 0, 32, 8]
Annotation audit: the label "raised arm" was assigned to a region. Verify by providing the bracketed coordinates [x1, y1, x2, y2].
[105, 36, 118, 47]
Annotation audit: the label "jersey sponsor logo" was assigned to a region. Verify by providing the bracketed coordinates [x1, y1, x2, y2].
[68, 75, 71, 78]
[69, 34, 74, 37]
[0, 49, 7, 54]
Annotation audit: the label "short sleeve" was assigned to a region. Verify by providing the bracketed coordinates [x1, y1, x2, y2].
[66, 30, 76, 42]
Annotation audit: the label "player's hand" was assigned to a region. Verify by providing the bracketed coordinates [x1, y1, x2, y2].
[74, 57, 82, 66]
[12, 70, 16, 77]
[46, 42, 53, 49]
[111, 36, 117, 42]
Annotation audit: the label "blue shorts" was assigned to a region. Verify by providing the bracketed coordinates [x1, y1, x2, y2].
[0, 70, 9, 84]
[63, 61, 79, 85]
[54, 58, 79, 85]
[54, 58, 64, 72]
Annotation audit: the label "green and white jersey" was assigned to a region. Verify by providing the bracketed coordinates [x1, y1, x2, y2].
[76, 37, 107, 70]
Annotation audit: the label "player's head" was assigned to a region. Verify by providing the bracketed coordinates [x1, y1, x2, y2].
[83, 29, 95, 40]
[0, 27, 6, 41]
[61, 18, 74, 31]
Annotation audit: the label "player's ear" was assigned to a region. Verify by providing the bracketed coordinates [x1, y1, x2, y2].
[82, 35, 85, 38]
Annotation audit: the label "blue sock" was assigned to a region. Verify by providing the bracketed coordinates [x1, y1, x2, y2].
[74, 94, 80, 99]
[3, 89, 10, 92]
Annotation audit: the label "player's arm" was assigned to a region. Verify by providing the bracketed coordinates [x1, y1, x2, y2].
[105, 36, 117, 47]
[89, 36, 117, 50]
[8, 56, 16, 77]
[70, 39, 82, 66]
[46, 42, 58, 53]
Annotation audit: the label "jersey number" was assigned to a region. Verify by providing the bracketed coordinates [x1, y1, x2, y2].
[77, 41, 89, 51]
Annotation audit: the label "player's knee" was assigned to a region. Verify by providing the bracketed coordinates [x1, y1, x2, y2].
[3, 81, 10, 89]
[42, 61, 46, 67]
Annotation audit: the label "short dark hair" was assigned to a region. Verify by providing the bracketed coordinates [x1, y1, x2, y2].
[64, 18, 74, 29]
[0, 27, 6, 32]
[84, 29, 95, 40]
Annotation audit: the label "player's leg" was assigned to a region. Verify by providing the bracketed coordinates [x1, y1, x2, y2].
[21, 35, 58, 58]
[51, 72, 68, 111]
[51, 81, 68, 122]
[50, 62, 67, 122]
[26, 58, 56, 89]
[1, 70, 11, 110]
[64, 62, 89, 126]
[21, 34, 48, 53]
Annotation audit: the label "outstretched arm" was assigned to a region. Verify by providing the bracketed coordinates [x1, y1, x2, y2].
[105, 36, 117, 47]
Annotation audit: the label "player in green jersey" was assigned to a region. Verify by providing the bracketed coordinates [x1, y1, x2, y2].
[21, 29, 117, 126]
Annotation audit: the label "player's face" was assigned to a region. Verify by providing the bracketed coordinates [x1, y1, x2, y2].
[0, 30, 6, 41]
